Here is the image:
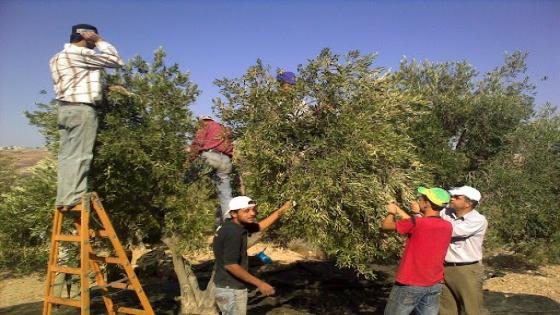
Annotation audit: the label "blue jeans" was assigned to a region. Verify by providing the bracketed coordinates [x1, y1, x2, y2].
[201, 151, 233, 219]
[215, 287, 247, 315]
[384, 283, 443, 315]
[56, 103, 98, 207]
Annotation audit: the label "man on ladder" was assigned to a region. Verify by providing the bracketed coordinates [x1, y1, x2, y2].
[50, 23, 124, 210]
[49, 21, 124, 303]
[44, 24, 154, 315]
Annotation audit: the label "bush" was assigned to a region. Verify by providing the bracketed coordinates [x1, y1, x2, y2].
[0, 158, 56, 273]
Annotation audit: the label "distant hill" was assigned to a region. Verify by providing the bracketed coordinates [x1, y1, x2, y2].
[0, 148, 49, 175]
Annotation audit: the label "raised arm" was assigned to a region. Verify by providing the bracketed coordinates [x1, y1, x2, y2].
[381, 203, 411, 231]
[257, 201, 293, 231]
[71, 32, 124, 68]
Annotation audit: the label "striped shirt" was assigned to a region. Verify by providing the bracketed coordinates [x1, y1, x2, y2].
[50, 41, 124, 104]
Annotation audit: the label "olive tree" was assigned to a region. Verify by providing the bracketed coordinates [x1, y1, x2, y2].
[214, 49, 431, 275]
[397, 51, 534, 185]
[473, 104, 560, 262]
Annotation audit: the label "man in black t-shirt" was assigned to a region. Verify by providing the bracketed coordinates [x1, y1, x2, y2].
[213, 196, 293, 315]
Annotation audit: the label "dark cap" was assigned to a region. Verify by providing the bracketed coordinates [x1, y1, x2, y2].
[70, 24, 98, 42]
[277, 71, 296, 85]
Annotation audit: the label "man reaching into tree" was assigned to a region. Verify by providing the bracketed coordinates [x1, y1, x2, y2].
[213, 196, 293, 315]
[188, 116, 234, 223]
[381, 187, 452, 315]
[277, 71, 313, 121]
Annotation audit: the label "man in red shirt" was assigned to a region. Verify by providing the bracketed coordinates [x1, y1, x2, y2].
[189, 116, 234, 222]
[381, 187, 452, 315]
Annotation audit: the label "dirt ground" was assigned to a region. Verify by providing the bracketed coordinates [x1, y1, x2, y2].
[0, 148, 48, 175]
[484, 265, 560, 303]
[1, 246, 559, 315]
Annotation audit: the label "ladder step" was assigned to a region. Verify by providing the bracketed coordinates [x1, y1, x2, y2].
[91, 229, 110, 238]
[117, 306, 147, 314]
[90, 254, 122, 264]
[54, 234, 81, 242]
[46, 296, 81, 308]
[110, 282, 131, 289]
[51, 266, 81, 275]
[92, 281, 131, 290]
[91, 277, 130, 290]
[59, 205, 84, 212]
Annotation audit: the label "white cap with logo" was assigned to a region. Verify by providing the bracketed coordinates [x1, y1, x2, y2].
[224, 196, 257, 218]
[448, 186, 481, 202]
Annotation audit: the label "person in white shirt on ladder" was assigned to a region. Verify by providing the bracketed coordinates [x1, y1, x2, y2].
[50, 24, 125, 209]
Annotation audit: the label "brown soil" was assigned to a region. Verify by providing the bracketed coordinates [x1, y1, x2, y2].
[484, 265, 560, 303]
[0, 272, 45, 309]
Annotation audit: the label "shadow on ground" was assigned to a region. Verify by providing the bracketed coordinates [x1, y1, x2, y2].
[484, 291, 560, 315]
[1, 252, 559, 315]
[0, 279, 179, 315]
[484, 253, 539, 273]
[248, 260, 391, 315]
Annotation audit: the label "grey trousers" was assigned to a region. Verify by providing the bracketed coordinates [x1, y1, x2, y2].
[201, 151, 233, 219]
[215, 287, 248, 315]
[56, 103, 98, 207]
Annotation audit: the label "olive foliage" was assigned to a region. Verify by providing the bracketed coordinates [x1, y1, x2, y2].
[0, 158, 56, 272]
[397, 51, 534, 185]
[1, 47, 557, 275]
[0, 49, 217, 272]
[215, 49, 431, 274]
[473, 105, 560, 262]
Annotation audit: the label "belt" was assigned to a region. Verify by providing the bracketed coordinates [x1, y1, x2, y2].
[444, 261, 479, 267]
[216, 285, 246, 290]
[59, 101, 93, 106]
[208, 149, 232, 158]
[395, 281, 443, 286]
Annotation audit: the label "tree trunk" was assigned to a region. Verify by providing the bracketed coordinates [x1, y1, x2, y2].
[163, 236, 218, 315]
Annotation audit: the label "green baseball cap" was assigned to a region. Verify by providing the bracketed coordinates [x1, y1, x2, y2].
[417, 186, 450, 207]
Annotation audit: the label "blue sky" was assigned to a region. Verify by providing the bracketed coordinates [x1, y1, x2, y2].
[1, 0, 558, 147]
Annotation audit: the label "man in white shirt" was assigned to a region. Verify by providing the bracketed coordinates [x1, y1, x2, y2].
[50, 24, 124, 208]
[439, 186, 489, 315]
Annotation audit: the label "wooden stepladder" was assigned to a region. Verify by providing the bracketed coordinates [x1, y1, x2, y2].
[43, 192, 155, 315]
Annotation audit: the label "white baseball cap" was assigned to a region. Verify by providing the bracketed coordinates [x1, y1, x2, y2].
[448, 186, 481, 202]
[228, 196, 257, 211]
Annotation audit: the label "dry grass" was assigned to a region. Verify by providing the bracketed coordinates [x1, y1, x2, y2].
[0, 148, 48, 175]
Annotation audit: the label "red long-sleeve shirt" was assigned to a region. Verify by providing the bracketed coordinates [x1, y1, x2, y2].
[190, 120, 233, 157]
